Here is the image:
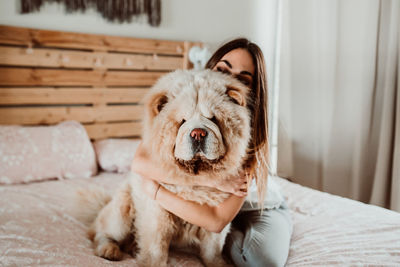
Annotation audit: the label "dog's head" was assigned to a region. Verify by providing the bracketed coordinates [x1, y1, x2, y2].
[142, 69, 251, 176]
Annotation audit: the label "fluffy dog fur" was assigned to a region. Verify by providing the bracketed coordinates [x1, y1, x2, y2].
[84, 69, 252, 267]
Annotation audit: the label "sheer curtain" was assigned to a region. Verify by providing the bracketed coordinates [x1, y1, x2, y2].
[277, 0, 400, 211]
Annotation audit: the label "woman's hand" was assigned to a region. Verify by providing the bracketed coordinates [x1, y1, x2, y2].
[211, 173, 248, 197]
[140, 176, 160, 200]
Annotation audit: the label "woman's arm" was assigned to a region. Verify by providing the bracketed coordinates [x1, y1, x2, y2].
[132, 142, 247, 196]
[141, 177, 246, 233]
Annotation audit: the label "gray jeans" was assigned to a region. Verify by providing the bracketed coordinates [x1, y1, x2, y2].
[223, 202, 293, 267]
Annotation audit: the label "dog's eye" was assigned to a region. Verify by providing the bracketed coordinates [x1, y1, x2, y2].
[180, 119, 186, 126]
[211, 116, 218, 124]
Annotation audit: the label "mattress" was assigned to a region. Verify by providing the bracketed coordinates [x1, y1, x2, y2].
[1, 172, 399, 266]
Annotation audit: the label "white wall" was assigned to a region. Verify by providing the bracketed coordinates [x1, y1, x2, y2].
[0, 0, 278, 68]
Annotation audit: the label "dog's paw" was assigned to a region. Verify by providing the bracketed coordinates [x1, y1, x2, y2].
[96, 242, 123, 261]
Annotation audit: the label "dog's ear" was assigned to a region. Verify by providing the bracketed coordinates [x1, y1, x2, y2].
[226, 86, 247, 106]
[148, 92, 168, 117]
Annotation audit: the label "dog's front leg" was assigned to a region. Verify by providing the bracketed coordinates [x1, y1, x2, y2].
[199, 229, 230, 267]
[135, 205, 175, 267]
[90, 185, 135, 260]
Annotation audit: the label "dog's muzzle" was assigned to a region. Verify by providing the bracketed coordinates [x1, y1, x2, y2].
[190, 128, 207, 153]
[174, 116, 225, 162]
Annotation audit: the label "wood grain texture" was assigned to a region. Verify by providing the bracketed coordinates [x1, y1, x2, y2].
[0, 68, 164, 86]
[0, 46, 183, 70]
[85, 122, 142, 139]
[0, 87, 148, 104]
[0, 25, 186, 55]
[0, 105, 144, 125]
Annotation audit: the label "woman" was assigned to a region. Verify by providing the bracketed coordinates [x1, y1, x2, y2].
[132, 38, 293, 267]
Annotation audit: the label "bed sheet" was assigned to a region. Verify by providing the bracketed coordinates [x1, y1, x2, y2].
[278, 178, 400, 266]
[1, 173, 399, 266]
[0, 173, 202, 267]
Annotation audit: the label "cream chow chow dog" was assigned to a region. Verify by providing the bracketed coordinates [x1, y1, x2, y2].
[86, 69, 252, 267]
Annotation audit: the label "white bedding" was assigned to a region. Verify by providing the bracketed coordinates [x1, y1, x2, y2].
[278, 178, 400, 266]
[0, 172, 399, 266]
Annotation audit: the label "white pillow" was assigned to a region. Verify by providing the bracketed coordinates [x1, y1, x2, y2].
[0, 121, 98, 184]
[93, 139, 140, 173]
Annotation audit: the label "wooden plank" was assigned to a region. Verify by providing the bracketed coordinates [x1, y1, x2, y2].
[0, 46, 183, 70]
[85, 122, 142, 139]
[0, 88, 149, 104]
[0, 105, 144, 124]
[0, 25, 186, 55]
[0, 25, 31, 46]
[101, 52, 182, 71]
[104, 70, 164, 87]
[0, 68, 164, 86]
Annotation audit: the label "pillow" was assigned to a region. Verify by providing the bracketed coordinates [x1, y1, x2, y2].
[93, 139, 140, 173]
[0, 121, 97, 184]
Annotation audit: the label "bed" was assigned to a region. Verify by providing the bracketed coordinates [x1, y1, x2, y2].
[1, 25, 400, 266]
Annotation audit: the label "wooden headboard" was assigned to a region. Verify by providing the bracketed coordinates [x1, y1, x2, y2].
[0, 25, 199, 139]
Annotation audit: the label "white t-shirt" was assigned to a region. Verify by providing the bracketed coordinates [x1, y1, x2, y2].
[241, 175, 285, 211]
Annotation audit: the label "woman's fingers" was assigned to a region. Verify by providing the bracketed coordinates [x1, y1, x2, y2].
[214, 173, 249, 195]
[235, 177, 247, 188]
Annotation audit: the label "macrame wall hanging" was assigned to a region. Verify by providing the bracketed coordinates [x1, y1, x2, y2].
[20, 0, 161, 26]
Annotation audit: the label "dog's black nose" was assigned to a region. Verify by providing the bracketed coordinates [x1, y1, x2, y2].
[190, 128, 207, 142]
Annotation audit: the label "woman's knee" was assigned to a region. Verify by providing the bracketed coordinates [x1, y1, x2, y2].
[243, 246, 287, 267]
[226, 206, 293, 267]
[224, 229, 247, 266]
[240, 208, 292, 267]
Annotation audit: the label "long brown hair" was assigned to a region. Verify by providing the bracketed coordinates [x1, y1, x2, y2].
[206, 38, 269, 208]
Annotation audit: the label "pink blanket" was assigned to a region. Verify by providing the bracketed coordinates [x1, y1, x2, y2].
[1, 173, 399, 266]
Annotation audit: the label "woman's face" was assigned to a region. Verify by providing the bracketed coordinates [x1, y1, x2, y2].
[213, 48, 255, 88]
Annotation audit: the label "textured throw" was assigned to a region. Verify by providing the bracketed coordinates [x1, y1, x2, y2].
[20, 0, 161, 26]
